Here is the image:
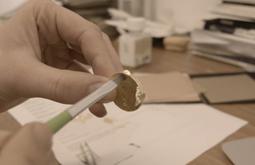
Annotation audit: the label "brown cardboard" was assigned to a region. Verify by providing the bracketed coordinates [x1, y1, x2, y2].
[192, 74, 255, 103]
[222, 138, 255, 165]
[134, 72, 200, 103]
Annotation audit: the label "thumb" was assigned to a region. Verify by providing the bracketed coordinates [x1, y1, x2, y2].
[0, 123, 58, 165]
[17, 63, 109, 104]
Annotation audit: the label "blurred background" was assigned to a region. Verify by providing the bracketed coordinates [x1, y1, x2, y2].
[2, 1, 255, 165]
[2, 0, 255, 70]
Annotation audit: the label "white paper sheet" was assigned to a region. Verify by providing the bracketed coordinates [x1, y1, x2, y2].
[8, 98, 247, 165]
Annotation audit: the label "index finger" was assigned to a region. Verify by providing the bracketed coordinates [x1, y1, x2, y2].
[35, 0, 122, 77]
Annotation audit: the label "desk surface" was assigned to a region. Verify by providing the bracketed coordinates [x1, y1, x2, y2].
[1, 48, 255, 164]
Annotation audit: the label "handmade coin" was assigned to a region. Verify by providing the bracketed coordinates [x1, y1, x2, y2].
[113, 70, 145, 111]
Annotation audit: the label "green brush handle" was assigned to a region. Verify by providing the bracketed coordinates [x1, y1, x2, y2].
[47, 111, 72, 133]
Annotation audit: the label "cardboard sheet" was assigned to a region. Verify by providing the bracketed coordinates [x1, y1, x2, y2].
[222, 138, 255, 165]
[135, 72, 200, 103]
[192, 74, 255, 103]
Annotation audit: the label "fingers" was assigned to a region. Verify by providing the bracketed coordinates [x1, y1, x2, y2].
[102, 33, 123, 72]
[5, 123, 52, 153]
[32, 64, 113, 117]
[16, 63, 109, 104]
[89, 103, 107, 118]
[0, 123, 58, 165]
[35, 0, 122, 77]
[11, 60, 114, 117]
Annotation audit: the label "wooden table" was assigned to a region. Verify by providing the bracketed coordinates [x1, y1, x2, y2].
[133, 48, 255, 165]
[1, 47, 255, 164]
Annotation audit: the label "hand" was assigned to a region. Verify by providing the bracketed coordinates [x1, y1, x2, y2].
[0, 0, 123, 116]
[0, 123, 58, 165]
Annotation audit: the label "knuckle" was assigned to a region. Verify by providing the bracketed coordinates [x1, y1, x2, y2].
[49, 71, 81, 104]
[80, 25, 103, 41]
[50, 72, 66, 102]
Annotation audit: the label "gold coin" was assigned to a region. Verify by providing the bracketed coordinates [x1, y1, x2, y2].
[112, 70, 145, 112]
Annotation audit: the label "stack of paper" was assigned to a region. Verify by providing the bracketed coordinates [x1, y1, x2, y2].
[189, 29, 255, 71]
[189, 0, 255, 72]
[9, 98, 247, 165]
